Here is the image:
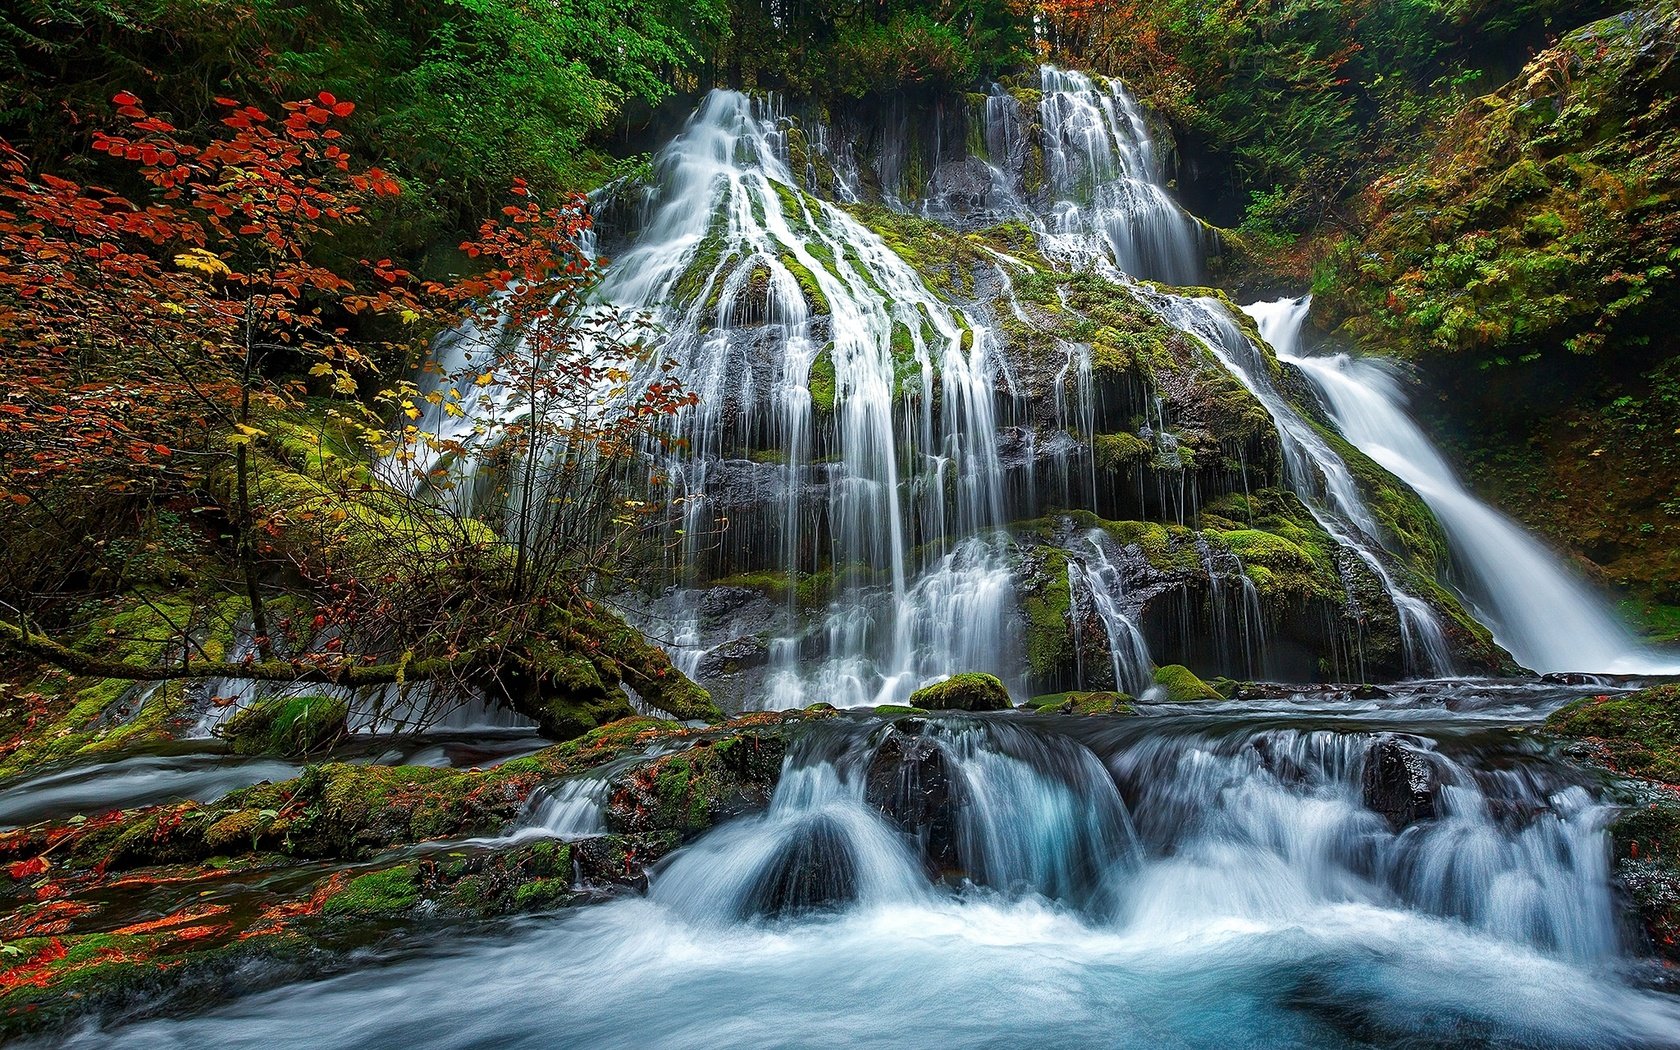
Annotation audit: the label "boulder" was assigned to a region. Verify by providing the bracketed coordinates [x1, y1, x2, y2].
[741, 814, 859, 917]
[1150, 665, 1222, 703]
[865, 727, 961, 875]
[906, 672, 1011, 712]
[1362, 737, 1440, 829]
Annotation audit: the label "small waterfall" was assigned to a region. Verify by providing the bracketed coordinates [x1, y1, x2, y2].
[1014, 69, 1204, 284]
[1157, 295, 1454, 677]
[1253, 295, 1680, 675]
[82, 700, 1680, 1048]
[1111, 725, 1619, 963]
[1066, 531, 1154, 694]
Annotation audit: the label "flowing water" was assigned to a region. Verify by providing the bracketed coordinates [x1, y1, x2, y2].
[1250, 296, 1680, 676]
[53, 70, 1680, 1049]
[59, 686, 1680, 1049]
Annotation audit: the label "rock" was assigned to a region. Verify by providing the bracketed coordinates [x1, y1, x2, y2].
[927, 157, 996, 215]
[696, 635, 770, 679]
[906, 672, 1011, 711]
[865, 727, 961, 874]
[742, 814, 859, 917]
[1362, 738, 1440, 829]
[1150, 665, 1222, 703]
[220, 694, 348, 757]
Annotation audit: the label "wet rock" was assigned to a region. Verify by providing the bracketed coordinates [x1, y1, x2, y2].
[1362, 738, 1439, 829]
[865, 728, 960, 874]
[696, 636, 770, 679]
[927, 157, 996, 215]
[742, 814, 859, 917]
[699, 585, 766, 625]
[907, 672, 1011, 711]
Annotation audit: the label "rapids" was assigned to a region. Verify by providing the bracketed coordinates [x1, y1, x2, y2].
[50, 684, 1680, 1049]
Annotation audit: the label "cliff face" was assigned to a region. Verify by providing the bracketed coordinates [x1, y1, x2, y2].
[602, 75, 1509, 713]
[1315, 3, 1680, 636]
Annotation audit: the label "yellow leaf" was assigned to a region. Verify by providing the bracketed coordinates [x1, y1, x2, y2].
[475, 373, 495, 387]
[173, 248, 230, 276]
[400, 309, 422, 324]
[309, 363, 334, 377]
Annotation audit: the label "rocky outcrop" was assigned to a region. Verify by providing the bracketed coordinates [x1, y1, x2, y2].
[1362, 737, 1440, 829]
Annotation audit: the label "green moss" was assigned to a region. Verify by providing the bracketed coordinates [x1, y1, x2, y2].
[221, 693, 349, 757]
[1547, 685, 1680, 784]
[906, 672, 1011, 711]
[323, 863, 421, 916]
[776, 251, 832, 316]
[1092, 432, 1152, 472]
[872, 704, 928, 716]
[1028, 691, 1135, 715]
[1020, 548, 1072, 683]
[1151, 664, 1222, 703]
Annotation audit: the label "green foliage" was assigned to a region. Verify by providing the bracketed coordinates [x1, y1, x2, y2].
[705, 0, 1030, 97]
[0, 0, 724, 256]
[222, 693, 350, 757]
[1548, 684, 1680, 784]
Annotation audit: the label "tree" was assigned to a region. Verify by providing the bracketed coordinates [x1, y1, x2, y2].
[0, 92, 718, 736]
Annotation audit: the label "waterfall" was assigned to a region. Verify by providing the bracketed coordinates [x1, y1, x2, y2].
[1252, 296, 1680, 675]
[595, 90, 1019, 709]
[981, 69, 1205, 284]
[91, 697, 1680, 1048]
[1155, 295, 1454, 677]
[1066, 531, 1154, 694]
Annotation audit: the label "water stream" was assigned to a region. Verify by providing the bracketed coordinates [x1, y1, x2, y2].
[1250, 296, 1680, 676]
[62, 687, 1680, 1049]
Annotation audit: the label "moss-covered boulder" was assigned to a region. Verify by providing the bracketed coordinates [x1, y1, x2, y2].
[1547, 684, 1680, 959]
[1150, 664, 1222, 703]
[1027, 691, 1135, 715]
[221, 694, 348, 757]
[906, 673, 1011, 712]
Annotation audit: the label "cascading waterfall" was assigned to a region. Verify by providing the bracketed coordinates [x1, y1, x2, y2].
[594, 90, 1019, 709]
[88, 693, 1680, 1048]
[1153, 294, 1455, 677]
[1252, 295, 1680, 676]
[1066, 531, 1154, 694]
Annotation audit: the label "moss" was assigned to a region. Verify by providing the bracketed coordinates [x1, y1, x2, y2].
[872, 704, 929, 716]
[807, 346, 837, 411]
[1028, 691, 1135, 715]
[323, 863, 421, 916]
[1092, 432, 1152, 472]
[1547, 684, 1680, 959]
[906, 672, 1010, 711]
[1547, 685, 1680, 784]
[1151, 664, 1222, 703]
[1020, 548, 1072, 683]
[221, 693, 348, 757]
[777, 252, 831, 315]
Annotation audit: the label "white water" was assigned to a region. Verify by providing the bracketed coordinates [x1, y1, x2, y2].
[1250, 295, 1680, 675]
[1156, 295, 1454, 677]
[72, 696, 1680, 1049]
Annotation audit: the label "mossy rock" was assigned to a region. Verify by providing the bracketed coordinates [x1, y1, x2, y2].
[221, 693, 348, 757]
[1546, 684, 1680, 784]
[323, 863, 421, 917]
[1027, 691, 1134, 715]
[1547, 684, 1680, 959]
[1150, 665, 1222, 703]
[906, 672, 1011, 712]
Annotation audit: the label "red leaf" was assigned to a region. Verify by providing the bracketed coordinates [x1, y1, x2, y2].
[112, 91, 141, 106]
